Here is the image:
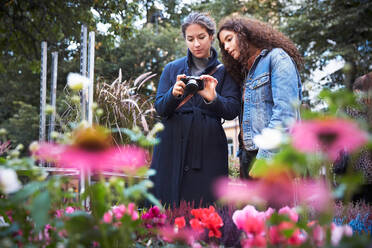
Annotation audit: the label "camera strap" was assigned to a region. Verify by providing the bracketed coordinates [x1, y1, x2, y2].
[176, 64, 223, 110]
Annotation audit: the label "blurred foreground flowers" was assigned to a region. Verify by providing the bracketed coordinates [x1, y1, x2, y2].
[32, 125, 148, 174]
[0, 77, 371, 247]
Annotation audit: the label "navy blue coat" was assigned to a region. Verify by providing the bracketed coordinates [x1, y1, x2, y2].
[150, 48, 241, 206]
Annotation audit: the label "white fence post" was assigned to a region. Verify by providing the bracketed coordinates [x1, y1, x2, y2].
[80, 25, 88, 121]
[39, 42, 47, 145]
[87, 31, 95, 125]
[48, 52, 58, 144]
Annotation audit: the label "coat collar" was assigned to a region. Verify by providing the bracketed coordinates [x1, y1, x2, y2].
[185, 47, 220, 75]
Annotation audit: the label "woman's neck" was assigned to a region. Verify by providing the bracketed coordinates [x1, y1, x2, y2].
[246, 48, 262, 71]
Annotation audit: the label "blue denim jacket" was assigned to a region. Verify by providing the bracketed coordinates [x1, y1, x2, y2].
[241, 48, 302, 159]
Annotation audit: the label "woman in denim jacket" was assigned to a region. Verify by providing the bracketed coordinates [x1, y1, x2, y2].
[217, 16, 303, 178]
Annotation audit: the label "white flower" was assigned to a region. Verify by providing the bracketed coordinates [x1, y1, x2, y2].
[147, 122, 164, 138]
[0, 168, 22, 194]
[253, 128, 283, 150]
[331, 224, 353, 246]
[67, 73, 90, 91]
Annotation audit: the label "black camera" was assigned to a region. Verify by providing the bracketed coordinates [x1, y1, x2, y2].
[181, 76, 204, 94]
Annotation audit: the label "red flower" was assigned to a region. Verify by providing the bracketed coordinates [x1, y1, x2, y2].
[175, 216, 186, 229]
[190, 206, 223, 238]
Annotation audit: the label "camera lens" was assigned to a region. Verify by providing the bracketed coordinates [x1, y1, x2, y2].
[185, 79, 198, 93]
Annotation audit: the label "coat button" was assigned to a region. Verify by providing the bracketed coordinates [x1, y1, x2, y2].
[184, 165, 190, 172]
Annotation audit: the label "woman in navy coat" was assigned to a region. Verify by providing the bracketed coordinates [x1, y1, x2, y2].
[150, 12, 240, 207]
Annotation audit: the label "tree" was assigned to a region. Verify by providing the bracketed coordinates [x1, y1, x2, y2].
[94, 23, 185, 86]
[282, 0, 372, 87]
[0, 0, 144, 147]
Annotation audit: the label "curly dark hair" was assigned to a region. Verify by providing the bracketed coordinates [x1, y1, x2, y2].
[217, 16, 303, 85]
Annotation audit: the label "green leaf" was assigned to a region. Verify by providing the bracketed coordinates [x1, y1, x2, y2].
[30, 191, 50, 232]
[12, 181, 47, 203]
[89, 182, 108, 218]
[64, 211, 95, 234]
[267, 212, 290, 226]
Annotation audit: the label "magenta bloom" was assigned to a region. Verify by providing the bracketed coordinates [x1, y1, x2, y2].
[141, 206, 167, 228]
[291, 118, 368, 160]
[33, 142, 148, 172]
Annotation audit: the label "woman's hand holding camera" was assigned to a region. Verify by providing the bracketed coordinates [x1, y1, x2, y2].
[172, 74, 186, 97]
[199, 75, 218, 102]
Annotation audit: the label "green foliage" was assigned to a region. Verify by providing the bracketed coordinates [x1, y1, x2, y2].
[282, 0, 372, 81]
[1, 102, 39, 151]
[95, 23, 185, 83]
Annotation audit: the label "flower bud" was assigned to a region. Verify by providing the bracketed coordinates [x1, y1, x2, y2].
[71, 95, 81, 104]
[45, 105, 54, 115]
[0, 128, 7, 136]
[50, 131, 60, 140]
[96, 108, 104, 117]
[67, 73, 90, 91]
[15, 144, 24, 151]
[29, 141, 40, 153]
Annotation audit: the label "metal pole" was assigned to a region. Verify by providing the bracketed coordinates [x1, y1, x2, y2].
[80, 31, 95, 208]
[87, 31, 95, 125]
[48, 52, 58, 143]
[39, 42, 47, 143]
[38, 42, 47, 167]
[80, 25, 88, 121]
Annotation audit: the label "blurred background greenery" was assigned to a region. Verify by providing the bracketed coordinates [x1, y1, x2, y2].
[1, 0, 371, 150]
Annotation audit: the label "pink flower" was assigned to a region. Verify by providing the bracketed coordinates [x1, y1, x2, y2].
[308, 221, 325, 247]
[269, 222, 305, 246]
[102, 203, 138, 225]
[112, 205, 126, 220]
[291, 118, 368, 160]
[215, 176, 332, 211]
[127, 203, 139, 220]
[65, 206, 75, 214]
[160, 225, 200, 245]
[103, 211, 113, 223]
[232, 205, 267, 234]
[33, 142, 148, 172]
[296, 180, 332, 212]
[55, 209, 64, 218]
[232, 205, 269, 248]
[278, 206, 298, 222]
[241, 235, 266, 248]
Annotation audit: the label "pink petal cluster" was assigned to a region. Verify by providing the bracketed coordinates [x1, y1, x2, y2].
[141, 206, 167, 228]
[55, 206, 76, 218]
[102, 203, 139, 226]
[291, 118, 368, 160]
[33, 142, 148, 172]
[232, 205, 273, 247]
[233, 205, 306, 247]
[215, 177, 332, 211]
[268, 207, 306, 246]
[159, 226, 200, 246]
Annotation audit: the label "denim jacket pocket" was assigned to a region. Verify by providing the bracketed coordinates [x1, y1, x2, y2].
[249, 73, 271, 103]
